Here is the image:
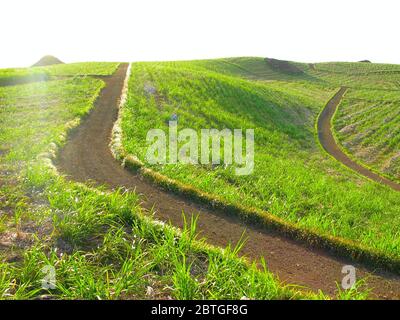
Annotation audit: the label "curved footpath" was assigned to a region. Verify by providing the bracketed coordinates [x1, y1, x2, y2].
[318, 87, 400, 192]
[56, 63, 400, 299]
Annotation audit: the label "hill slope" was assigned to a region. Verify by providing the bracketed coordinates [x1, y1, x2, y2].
[0, 62, 311, 300]
[120, 58, 400, 262]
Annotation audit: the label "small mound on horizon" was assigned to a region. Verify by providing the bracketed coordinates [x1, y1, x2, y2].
[265, 58, 303, 74]
[32, 55, 64, 67]
[358, 60, 372, 63]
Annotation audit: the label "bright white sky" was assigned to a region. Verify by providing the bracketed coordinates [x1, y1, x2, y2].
[1, 0, 400, 68]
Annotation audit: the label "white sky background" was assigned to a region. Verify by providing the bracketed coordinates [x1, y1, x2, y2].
[1, 0, 399, 68]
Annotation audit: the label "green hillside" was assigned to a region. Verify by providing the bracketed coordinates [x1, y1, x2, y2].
[121, 58, 400, 262]
[2, 57, 397, 299]
[0, 62, 314, 300]
[0, 62, 120, 86]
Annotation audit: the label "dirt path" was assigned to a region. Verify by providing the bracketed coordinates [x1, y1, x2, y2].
[56, 64, 400, 299]
[318, 87, 400, 192]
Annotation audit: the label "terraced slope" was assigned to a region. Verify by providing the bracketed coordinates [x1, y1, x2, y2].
[199, 59, 400, 184]
[3, 58, 400, 299]
[334, 89, 400, 183]
[159, 57, 314, 81]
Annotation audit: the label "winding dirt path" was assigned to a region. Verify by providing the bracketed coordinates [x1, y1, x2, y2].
[317, 87, 400, 192]
[56, 63, 400, 299]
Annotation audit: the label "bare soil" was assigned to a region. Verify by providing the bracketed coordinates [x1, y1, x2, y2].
[56, 64, 400, 299]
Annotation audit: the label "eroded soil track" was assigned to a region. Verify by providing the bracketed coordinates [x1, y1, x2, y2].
[56, 64, 400, 299]
[318, 87, 400, 192]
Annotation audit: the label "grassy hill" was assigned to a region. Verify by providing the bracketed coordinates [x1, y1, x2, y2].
[120, 58, 400, 263]
[2, 57, 397, 299]
[0, 62, 317, 299]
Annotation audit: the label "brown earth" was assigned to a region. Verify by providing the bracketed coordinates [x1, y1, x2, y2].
[56, 63, 400, 299]
[317, 87, 400, 192]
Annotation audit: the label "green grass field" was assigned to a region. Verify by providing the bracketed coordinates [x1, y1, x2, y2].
[0, 62, 328, 300]
[120, 58, 400, 263]
[36, 62, 121, 76]
[310, 62, 400, 90]
[0, 68, 44, 80]
[0, 62, 120, 85]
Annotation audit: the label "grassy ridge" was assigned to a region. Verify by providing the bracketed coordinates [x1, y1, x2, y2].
[121, 60, 400, 264]
[158, 57, 314, 81]
[0, 64, 321, 299]
[310, 63, 400, 90]
[0, 62, 120, 86]
[36, 62, 120, 76]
